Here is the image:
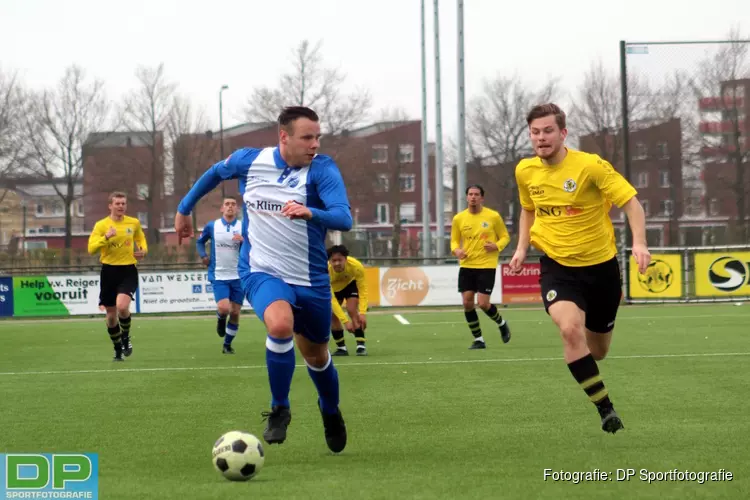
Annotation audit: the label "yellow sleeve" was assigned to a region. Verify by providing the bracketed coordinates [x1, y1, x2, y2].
[87, 221, 107, 255]
[331, 288, 348, 323]
[494, 214, 511, 253]
[515, 162, 535, 211]
[354, 264, 368, 313]
[450, 214, 462, 252]
[134, 221, 148, 253]
[589, 156, 638, 208]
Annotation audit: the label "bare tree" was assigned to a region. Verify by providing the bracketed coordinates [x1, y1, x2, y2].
[689, 31, 750, 242]
[122, 63, 177, 243]
[22, 65, 110, 248]
[167, 94, 216, 232]
[569, 59, 654, 165]
[245, 39, 372, 135]
[0, 67, 27, 204]
[465, 74, 558, 232]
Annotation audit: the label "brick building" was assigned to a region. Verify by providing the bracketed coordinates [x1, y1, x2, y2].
[0, 177, 85, 252]
[698, 78, 750, 243]
[82, 131, 165, 243]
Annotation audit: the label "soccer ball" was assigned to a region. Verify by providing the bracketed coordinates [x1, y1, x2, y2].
[212, 431, 265, 481]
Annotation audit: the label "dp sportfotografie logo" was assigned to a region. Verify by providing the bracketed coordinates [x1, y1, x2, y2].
[0, 453, 98, 499]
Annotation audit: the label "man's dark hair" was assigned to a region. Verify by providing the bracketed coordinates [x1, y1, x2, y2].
[466, 184, 484, 197]
[278, 106, 319, 132]
[526, 103, 566, 130]
[327, 244, 349, 259]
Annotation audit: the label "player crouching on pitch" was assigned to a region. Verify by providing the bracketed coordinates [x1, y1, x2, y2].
[327, 245, 369, 356]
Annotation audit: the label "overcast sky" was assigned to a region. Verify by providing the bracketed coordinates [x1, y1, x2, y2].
[1, 0, 747, 144]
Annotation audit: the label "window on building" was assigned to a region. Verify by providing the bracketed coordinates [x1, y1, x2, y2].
[659, 170, 670, 188]
[660, 199, 674, 216]
[137, 212, 148, 227]
[642, 200, 650, 216]
[636, 171, 649, 188]
[398, 144, 415, 163]
[633, 142, 648, 160]
[656, 142, 669, 160]
[372, 145, 388, 164]
[399, 174, 416, 192]
[36, 204, 44, 215]
[399, 203, 417, 223]
[375, 203, 389, 224]
[137, 184, 149, 200]
[376, 174, 389, 192]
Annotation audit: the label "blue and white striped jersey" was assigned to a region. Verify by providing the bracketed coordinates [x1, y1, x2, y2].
[178, 147, 352, 288]
[196, 217, 241, 282]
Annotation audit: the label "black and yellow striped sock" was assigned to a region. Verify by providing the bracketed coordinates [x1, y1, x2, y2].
[331, 329, 346, 349]
[119, 315, 131, 338]
[107, 324, 122, 353]
[464, 309, 483, 340]
[567, 353, 612, 409]
[354, 328, 366, 347]
[483, 304, 506, 326]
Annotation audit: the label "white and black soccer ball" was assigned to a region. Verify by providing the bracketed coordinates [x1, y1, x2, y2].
[212, 431, 265, 481]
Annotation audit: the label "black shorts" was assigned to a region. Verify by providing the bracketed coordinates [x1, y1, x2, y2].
[539, 255, 623, 333]
[334, 280, 359, 304]
[457, 267, 496, 294]
[99, 264, 139, 307]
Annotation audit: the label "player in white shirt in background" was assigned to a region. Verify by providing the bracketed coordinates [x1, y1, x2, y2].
[196, 197, 244, 353]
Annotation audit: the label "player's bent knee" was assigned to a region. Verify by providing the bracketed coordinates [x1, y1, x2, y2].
[263, 301, 294, 339]
[558, 321, 586, 348]
[476, 296, 491, 310]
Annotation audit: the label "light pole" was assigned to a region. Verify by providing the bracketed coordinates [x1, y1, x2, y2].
[219, 84, 229, 199]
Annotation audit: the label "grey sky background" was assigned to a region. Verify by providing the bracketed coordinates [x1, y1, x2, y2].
[1, 0, 746, 143]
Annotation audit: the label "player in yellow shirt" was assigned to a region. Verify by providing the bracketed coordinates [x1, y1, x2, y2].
[450, 185, 512, 350]
[87, 191, 148, 361]
[327, 245, 369, 356]
[510, 103, 651, 434]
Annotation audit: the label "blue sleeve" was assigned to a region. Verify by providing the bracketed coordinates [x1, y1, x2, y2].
[309, 159, 352, 231]
[177, 148, 258, 215]
[196, 221, 213, 258]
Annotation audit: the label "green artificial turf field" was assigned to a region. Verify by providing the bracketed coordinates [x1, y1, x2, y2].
[1, 303, 748, 499]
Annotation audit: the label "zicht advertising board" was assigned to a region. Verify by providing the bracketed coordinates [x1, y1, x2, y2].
[378, 265, 503, 307]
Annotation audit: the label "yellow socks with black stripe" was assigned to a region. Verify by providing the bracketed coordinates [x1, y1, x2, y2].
[567, 353, 613, 411]
[464, 309, 483, 342]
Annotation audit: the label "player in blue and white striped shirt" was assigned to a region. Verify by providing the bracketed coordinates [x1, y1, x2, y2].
[196, 198, 244, 354]
[175, 106, 352, 454]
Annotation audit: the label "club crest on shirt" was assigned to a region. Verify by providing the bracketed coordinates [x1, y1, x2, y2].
[126, 227, 133, 234]
[288, 177, 300, 188]
[563, 179, 577, 193]
[481, 221, 489, 228]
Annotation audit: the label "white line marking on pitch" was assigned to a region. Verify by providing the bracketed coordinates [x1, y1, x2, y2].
[411, 312, 750, 326]
[0, 352, 747, 377]
[393, 314, 410, 325]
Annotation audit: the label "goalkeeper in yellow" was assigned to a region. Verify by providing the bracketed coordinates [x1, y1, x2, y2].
[327, 245, 369, 356]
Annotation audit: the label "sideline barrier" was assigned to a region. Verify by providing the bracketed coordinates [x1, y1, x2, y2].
[2, 245, 748, 317]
